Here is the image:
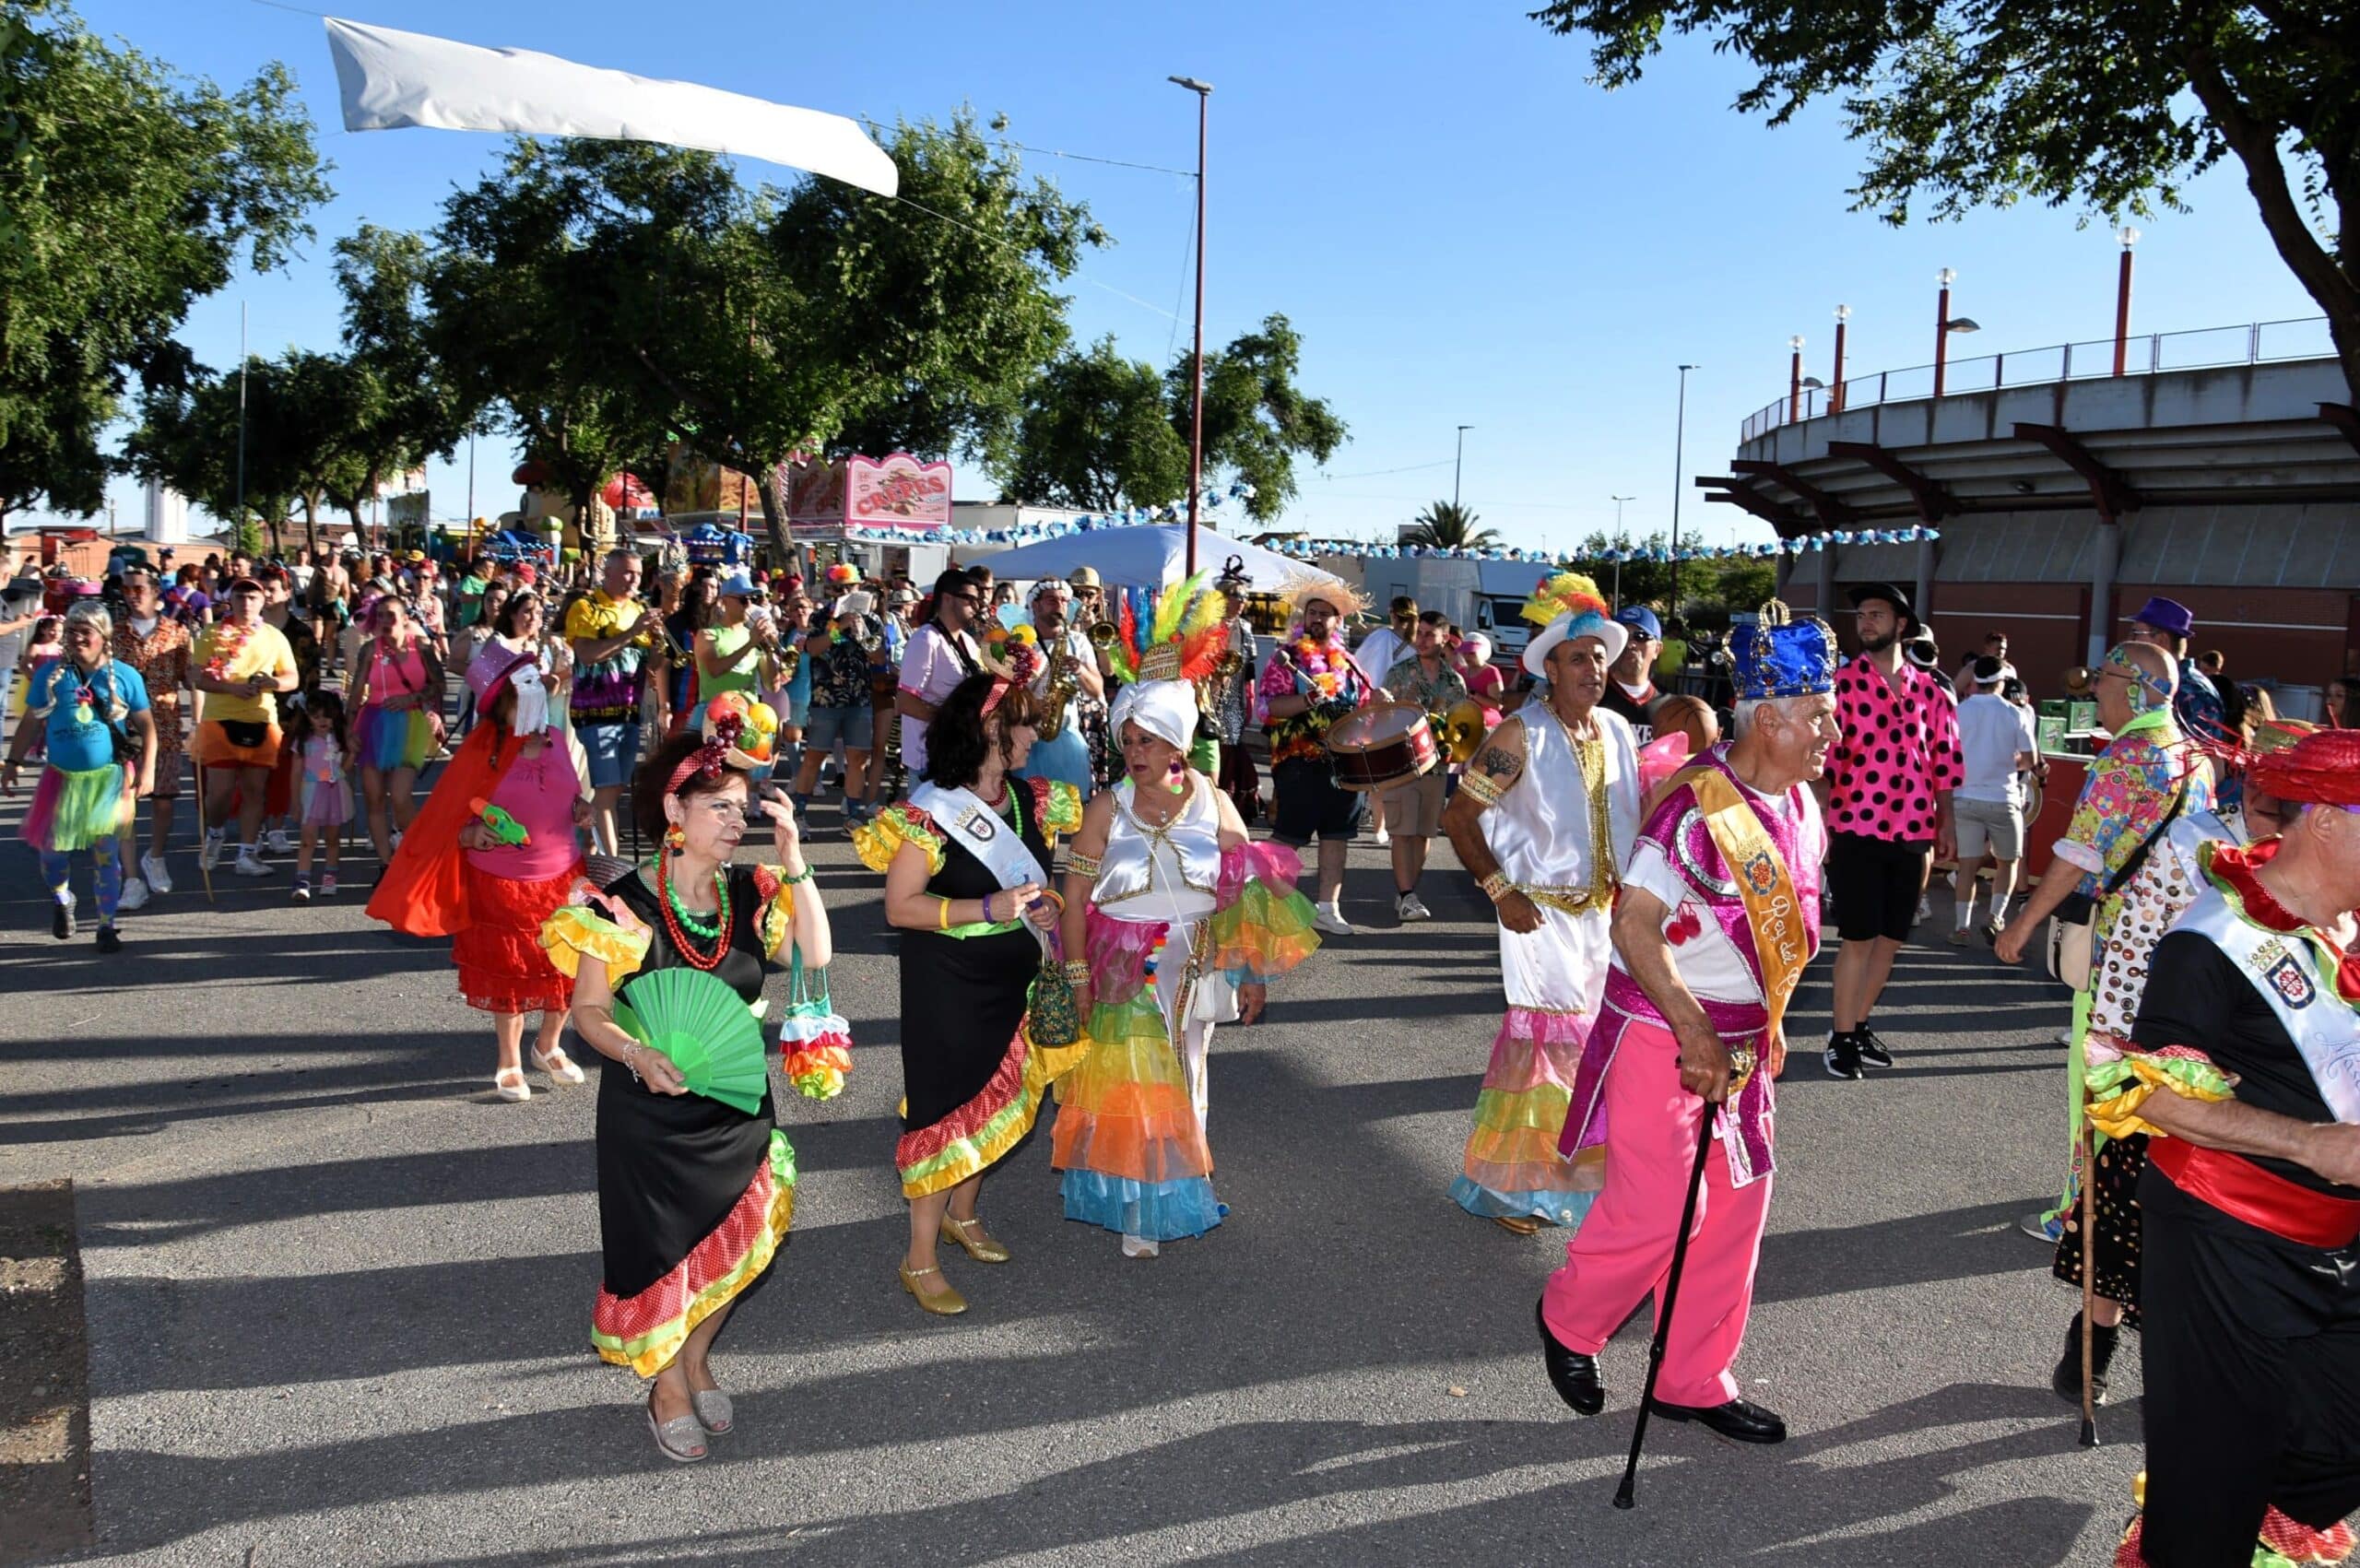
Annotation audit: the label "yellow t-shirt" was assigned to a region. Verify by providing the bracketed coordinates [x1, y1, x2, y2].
[195, 620, 298, 726]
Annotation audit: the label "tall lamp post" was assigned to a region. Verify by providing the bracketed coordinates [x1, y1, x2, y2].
[1170, 75, 1213, 575]
[1611, 493, 1634, 608]
[1933, 267, 1980, 396]
[1670, 363, 1697, 611]
[1453, 424, 1473, 507]
[1788, 335, 1806, 422]
[2113, 226, 2141, 376]
[1831, 304, 1851, 412]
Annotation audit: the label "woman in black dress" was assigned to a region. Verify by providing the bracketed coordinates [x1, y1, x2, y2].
[542, 713, 834, 1463]
[855, 671, 1079, 1315]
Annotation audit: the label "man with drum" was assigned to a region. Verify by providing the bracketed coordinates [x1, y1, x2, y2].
[1257, 580, 1377, 936]
[1441, 573, 1644, 1232]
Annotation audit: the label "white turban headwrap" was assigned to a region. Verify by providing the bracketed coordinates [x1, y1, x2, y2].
[1110, 678, 1198, 754]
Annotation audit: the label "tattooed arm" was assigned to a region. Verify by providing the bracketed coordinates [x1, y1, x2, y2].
[1443, 717, 1542, 933]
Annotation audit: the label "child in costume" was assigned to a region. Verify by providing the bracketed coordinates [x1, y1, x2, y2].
[292, 690, 355, 902]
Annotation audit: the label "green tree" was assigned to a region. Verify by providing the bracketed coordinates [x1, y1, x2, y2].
[1179, 313, 1347, 523]
[1405, 500, 1501, 549]
[321, 225, 477, 532]
[1532, 1, 2360, 388]
[124, 353, 306, 549]
[0, 0, 328, 521]
[999, 337, 1190, 512]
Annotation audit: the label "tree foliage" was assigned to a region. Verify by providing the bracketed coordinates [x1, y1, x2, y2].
[0, 0, 328, 519]
[998, 337, 1189, 512]
[1531, 0, 2360, 384]
[1405, 500, 1500, 549]
[1179, 313, 1347, 523]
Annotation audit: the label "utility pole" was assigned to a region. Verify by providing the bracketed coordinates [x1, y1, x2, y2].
[1670, 365, 1697, 611]
[1170, 75, 1213, 576]
[235, 301, 249, 546]
[1454, 425, 1473, 509]
[1611, 494, 1634, 608]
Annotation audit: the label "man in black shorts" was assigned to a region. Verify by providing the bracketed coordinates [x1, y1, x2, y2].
[1257, 584, 1375, 936]
[1820, 583, 1962, 1079]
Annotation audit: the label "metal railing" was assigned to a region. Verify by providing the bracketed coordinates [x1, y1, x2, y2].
[1738, 315, 2338, 443]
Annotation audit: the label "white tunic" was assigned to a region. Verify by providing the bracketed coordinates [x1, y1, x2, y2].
[1482, 704, 1643, 1015]
[1093, 776, 1227, 1125]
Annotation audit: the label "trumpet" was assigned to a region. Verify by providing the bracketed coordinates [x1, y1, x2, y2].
[1088, 619, 1119, 650]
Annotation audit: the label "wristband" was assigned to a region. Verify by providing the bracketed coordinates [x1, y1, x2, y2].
[1480, 871, 1514, 903]
[1061, 959, 1092, 984]
[780, 865, 815, 885]
[937, 896, 953, 931]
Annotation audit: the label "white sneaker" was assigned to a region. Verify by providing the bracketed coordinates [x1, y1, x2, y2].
[1373, 826, 1391, 847]
[141, 852, 172, 894]
[1314, 902, 1354, 937]
[1396, 891, 1432, 922]
[199, 831, 226, 871]
[1915, 895, 1931, 925]
[116, 878, 151, 912]
[265, 828, 295, 855]
[1120, 1232, 1161, 1259]
[231, 851, 275, 878]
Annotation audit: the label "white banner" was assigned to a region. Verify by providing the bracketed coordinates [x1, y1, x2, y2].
[324, 19, 899, 198]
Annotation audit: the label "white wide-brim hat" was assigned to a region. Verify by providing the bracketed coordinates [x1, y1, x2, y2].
[1521, 608, 1628, 678]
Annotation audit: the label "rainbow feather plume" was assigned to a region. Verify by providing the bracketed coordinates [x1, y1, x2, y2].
[1522, 571, 1610, 630]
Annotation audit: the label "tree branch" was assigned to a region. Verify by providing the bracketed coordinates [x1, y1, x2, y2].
[625, 342, 748, 464]
[2182, 42, 2359, 323]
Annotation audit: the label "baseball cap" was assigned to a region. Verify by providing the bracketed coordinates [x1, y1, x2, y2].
[718, 571, 759, 599]
[1613, 605, 1663, 641]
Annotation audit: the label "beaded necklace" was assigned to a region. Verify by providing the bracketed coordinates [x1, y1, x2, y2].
[656, 858, 732, 970]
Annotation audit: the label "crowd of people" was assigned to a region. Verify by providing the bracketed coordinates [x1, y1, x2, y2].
[6, 534, 2359, 1565]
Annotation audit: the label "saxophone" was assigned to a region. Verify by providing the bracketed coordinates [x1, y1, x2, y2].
[1037, 645, 1081, 740]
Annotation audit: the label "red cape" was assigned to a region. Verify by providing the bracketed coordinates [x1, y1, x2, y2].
[365, 722, 526, 938]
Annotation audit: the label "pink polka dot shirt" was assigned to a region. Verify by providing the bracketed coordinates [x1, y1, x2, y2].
[1825, 656, 1964, 843]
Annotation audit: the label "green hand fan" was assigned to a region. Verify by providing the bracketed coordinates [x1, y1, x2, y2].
[613, 968, 769, 1114]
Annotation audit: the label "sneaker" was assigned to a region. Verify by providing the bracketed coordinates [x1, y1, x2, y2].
[94, 925, 122, 955]
[52, 896, 77, 941]
[265, 827, 295, 855]
[1313, 902, 1354, 937]
[141, 851, 172, 894]
[1946, 926, 1972, 946]
[199, 831, 226, 871]
[2019, 1208, 2065, 1243]
[1914, 894, 1931, 925]
[1982, 918, 2007, 944]
[231, 851, 275, 878]
[291, 877, 312, 904]
[1396, 891, 1432, 923]
[321, 872, 339, 898]
[1823, 1035, 1863, 1080]
[1373, 826, 1391, 847]
[116, 877, 152, 913]
[1854, 1027, 1895, 1069]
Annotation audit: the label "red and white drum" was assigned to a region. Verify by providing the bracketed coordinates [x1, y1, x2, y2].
[1324, 701, 1439, 792]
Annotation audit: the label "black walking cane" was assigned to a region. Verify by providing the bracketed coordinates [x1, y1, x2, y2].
[1612, 1083, 1725, 1510]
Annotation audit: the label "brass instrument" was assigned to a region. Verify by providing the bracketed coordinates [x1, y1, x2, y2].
[1436, 697, 1490, 765]
[1087, 620, 1119, 650]
[1037, 646, 1082, 740]
[1198, 646, 1247, 719]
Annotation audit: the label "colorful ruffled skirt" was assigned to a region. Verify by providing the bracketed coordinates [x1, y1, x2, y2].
[21, 762, 128, 854]
[452, 861, 584, 1014]
[355, 704, 435, 772]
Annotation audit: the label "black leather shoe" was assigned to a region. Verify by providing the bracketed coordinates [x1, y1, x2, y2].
[1646, 1397, 1787, 1444]
[1854, 1027, 1894, 1068]
[1536, 1302, 1603, 1415]
[2052, 1310, 2118, 1407]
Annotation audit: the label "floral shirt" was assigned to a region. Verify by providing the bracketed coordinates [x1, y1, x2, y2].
[1384, 653, 1468, 716]
[1825, 654, 1965, 843]
[1255, 633, 1372, 767]
[112, 617, 192, 750]
[811, 613, 883, 708]
[2051, 711, 2212, 910]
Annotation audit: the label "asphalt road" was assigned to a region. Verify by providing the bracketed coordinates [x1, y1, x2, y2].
[1, 798, 2151, 1567]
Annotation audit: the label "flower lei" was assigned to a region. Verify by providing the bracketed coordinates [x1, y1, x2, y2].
[1292, 633, 1350, 701]
[204, 619, 254, 684]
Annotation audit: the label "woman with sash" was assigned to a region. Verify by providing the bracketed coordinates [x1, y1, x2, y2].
[1054, 575, 1323, 1257]
[855, 654, 1080, 1315]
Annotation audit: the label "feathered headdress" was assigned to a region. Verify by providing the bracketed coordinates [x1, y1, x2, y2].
[1521, 571, 1611, 631]
[1518, 571, 1627, 678]
[1103, 571, 1230, 686]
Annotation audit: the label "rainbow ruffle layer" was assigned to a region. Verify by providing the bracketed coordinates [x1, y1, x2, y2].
[539, 903, 651, 983]
[20, 762, 127, 854]
[1052, 988, 1219, 1242]
[1455, 1006, 1599, 1227]
[897, 1025, 1069, 1198]
[2084, 1033, 2236, 1141]
[593, 1129, 796, 1377]
[777, 1008, 853, 1101]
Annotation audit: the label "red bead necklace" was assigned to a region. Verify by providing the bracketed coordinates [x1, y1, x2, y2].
[655, 857, 733, 971]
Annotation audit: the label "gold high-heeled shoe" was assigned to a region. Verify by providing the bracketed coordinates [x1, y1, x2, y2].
[938, 1215, 1011, 1264]
[1493, 1214, 1542, 1236]
[898, 1262, 968, 1315]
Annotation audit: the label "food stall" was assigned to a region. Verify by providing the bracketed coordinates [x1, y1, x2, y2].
[2021, 696, 2106, 880]
[784, 453, 954, 584]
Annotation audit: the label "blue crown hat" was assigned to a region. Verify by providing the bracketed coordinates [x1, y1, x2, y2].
[1732, 601, 1838, 701]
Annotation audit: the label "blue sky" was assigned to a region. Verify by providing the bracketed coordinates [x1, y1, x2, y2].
[48, 0, 2325, 554]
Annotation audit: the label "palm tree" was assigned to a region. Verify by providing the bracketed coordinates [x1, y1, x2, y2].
[1405, 500, 1501, 550]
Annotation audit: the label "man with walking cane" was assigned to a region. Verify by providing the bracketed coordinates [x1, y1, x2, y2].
[1537, 603, 1839, 1455]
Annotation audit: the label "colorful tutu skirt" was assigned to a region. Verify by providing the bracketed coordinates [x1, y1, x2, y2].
[21, 762, 128, 854]
[299, 770, 355, 828]
[356, 705, 435, 772]
[452, 861, 584, 1013]
[1451, 1005, 1603, 1227]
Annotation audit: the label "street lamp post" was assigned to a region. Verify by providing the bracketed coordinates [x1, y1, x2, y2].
[1170, 75, 1213, 576]
[1670, 364, 1697, 611]
[1934, 267, 1980, 398]
[1611, 493, 1634, 608]
[2113, 226, 2141, 376]
[1788, 335, 1805, 422]
[1831, 304, 1851, 413]
[1453, 424, 1473, 508]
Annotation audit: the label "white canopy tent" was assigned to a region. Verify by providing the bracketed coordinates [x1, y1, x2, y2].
[324, 19, 900, 196]
[962, 525, 1338, 595]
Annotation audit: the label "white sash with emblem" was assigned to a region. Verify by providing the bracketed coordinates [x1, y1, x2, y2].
[2177, 884, 2360, 1124]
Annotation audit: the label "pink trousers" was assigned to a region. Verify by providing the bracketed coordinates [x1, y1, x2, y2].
[1540, 1014, 1772, 1409]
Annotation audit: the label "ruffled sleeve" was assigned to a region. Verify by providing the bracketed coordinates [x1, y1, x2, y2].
[749, 865, 791, 961]
[1206, 841, 1321, 985]
[2083, 1032, 2239, 1140]
[853, 803, 944, 877]
[1034, 778, 1084, 841]
[539, 902, 652, 982]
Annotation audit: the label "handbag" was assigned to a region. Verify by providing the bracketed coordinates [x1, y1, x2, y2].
[1024, 947, 1083, 1048]
[774, 949, 854, 1100]
[2044, 783, 2189, 989]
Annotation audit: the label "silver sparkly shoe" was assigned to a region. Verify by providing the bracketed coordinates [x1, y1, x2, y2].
[645, 1396, 707, 1462]
[690, 1388, 733, 1434]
